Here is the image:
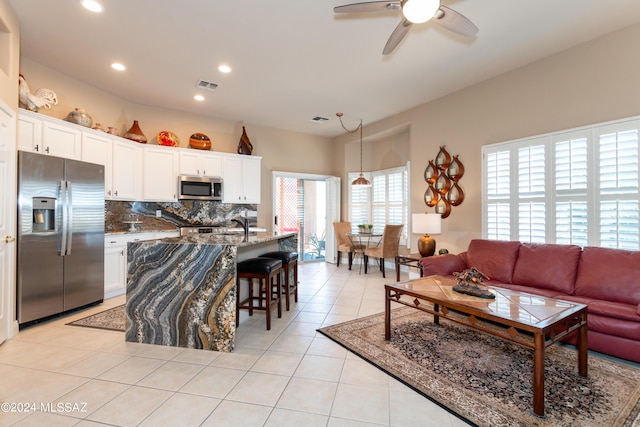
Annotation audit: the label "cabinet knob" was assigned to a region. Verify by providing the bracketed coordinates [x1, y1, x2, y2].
[115, 190, 118, 196]
[121, 250, 124, 256]
[197, 169, 200, 175]
[107, 190, 112, 196]
[45, 146, 50, 153]
[34, 144, 39, 152]
[109, 240, 117, 243]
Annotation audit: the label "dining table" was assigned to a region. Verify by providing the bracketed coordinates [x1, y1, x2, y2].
[346, 231, 383, 273]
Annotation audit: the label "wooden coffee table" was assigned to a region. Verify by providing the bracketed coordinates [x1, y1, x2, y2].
[384, 275, 588, 417]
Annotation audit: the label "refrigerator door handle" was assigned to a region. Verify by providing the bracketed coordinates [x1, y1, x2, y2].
[59, 180, 67, 256]
[65, 180, 73, 255]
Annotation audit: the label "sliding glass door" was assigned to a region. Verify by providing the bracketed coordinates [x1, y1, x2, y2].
[273, 172, 340, 262]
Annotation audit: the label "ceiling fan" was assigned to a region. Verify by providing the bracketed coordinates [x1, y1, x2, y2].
[334, 0, 478, 55]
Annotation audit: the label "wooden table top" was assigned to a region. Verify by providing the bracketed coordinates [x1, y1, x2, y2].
[386, 275, 587, 331]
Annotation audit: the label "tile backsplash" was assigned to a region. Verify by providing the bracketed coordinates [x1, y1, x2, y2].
[105, 201, 258, 233]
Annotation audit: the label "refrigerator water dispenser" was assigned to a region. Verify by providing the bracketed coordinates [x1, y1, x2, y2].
[32, 197, 55, 232]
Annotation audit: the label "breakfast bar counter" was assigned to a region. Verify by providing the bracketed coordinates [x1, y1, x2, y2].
[125, 232, 297, 352]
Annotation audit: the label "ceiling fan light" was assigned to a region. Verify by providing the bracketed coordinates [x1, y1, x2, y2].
[402, 0, 440, 24]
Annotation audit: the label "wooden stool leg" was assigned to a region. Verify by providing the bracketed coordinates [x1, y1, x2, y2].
[276, 271, 282, 318]
[248, 278, 254, 316]
[264, 276, 271, 330]
[283, 265, 291, 311]
[293, 261, 298, 302]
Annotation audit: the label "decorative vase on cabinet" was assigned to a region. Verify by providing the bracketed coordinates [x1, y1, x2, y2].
[123, 120, 147, 144]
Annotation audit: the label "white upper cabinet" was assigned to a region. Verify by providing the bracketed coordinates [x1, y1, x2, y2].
[143, 146, 179, 201]
[17, 109, 261, 205]
[222, 154, 261, 204]
[179, 150, 223, 177]
[111, 139, 142, 200]
[18, 109, 81, 159]
[82, 131, 113, 197]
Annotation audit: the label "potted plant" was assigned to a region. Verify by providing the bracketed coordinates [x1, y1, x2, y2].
[358, 224, 373, 234]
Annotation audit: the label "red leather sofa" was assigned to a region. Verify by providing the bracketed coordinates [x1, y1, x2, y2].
[419, 239, 640, 363]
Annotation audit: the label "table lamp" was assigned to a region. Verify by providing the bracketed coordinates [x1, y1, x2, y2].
[412, 213, 442, 257]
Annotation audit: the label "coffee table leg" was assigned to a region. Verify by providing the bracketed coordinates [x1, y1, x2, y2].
[533, 332, 545, 417]
[434, 303, 440, 325]
[384, 288, 391, 340]
[578, 315, 588, 377]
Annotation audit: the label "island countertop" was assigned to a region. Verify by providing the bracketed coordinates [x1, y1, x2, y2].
[125, 231, 297, 352]
[156, 231, 296, 247]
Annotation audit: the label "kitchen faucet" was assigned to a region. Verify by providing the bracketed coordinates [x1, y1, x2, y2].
[232, 217, 250, 236]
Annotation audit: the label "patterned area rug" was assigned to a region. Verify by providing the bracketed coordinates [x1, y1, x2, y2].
[318, 307, 640, 427]
[66, 305, 125, 332]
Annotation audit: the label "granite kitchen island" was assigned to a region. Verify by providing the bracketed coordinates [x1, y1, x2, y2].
[125, 232, 297, 352]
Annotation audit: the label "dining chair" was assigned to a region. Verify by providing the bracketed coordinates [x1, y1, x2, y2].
[333, 221, 364, 270]
[363, 224, 404, 278]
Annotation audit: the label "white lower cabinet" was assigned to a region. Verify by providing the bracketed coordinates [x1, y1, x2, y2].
[104, 231, 179, 299]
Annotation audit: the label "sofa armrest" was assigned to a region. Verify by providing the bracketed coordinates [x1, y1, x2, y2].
[420, 253, 468, 276]
[637, 304, 640, 315]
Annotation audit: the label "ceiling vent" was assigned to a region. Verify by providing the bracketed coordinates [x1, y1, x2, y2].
[196, 79, 219, 91]
[311, 116, 329, 123]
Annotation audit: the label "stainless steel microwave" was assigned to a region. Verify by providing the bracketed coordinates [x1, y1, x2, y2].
[178, 175, 223, 200]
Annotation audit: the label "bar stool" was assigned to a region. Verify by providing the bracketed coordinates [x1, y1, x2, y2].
[236, 257, 282, 330]
[260, 251, 298, 311]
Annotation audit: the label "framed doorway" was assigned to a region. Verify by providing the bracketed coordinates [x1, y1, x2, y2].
[272, 172, 340, 262]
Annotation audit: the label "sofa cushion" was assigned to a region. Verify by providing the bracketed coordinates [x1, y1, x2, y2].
[561, 295, 640, 323]
[574, 246, 640, 306]
[465, 239, 521, 283]
[420, 253, 467, 276]
[511, 243, 581, 294]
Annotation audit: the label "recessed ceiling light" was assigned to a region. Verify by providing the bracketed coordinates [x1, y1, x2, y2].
[194, 95, 205, 102]
[81, 0, 103, 13]
[218, 65, 232, 73]
[111, 62, 126, 71]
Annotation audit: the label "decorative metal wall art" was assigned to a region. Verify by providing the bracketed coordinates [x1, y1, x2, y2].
[423, 146, 464, 218]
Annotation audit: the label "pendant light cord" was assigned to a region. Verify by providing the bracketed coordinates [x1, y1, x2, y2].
[336, 113, 364, 175]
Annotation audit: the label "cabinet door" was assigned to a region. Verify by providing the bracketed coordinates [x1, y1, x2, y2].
[222, 155, 243, 203]
[143, 147, 179, 201]
[179, 151, 201, 175]
[111, 140, 142, 200]
[242, 156, 261, 203]
[82, 132, 112, 197]
[201, 153, 223, 177]
[17, 112, 42, 153]
[104, 242, 126, 299]
[42, 121, 82, 159]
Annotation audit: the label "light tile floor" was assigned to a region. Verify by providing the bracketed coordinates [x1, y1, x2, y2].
[0, 262, 472, 427]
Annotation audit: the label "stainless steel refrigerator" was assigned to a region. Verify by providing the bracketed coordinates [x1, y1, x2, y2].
[17, 151, 105, 325]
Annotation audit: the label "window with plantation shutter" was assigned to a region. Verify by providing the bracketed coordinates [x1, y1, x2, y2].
[485, 150, 511, 240]
[348, 164, 409, 245]
[483, 116, 640, 249]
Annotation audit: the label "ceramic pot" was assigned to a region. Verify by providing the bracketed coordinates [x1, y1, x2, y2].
[189, 133, 211, 150]
[64, 108, 93, 128]
[123, 120, 147, 144]
[157, 130, 180, 147]
[237, 126, 253, 155]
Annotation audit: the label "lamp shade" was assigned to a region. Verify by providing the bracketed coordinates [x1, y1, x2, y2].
[412, 213, 441, 257]
[412, 213, 442, 234]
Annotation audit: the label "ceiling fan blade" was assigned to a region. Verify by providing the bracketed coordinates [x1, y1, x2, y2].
[433, 5, 478, 38]
[383, 18, 412, 55]
[334, 1, 400, 14]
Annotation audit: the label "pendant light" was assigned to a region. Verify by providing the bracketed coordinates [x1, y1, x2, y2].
[337, 112, 371, 187]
